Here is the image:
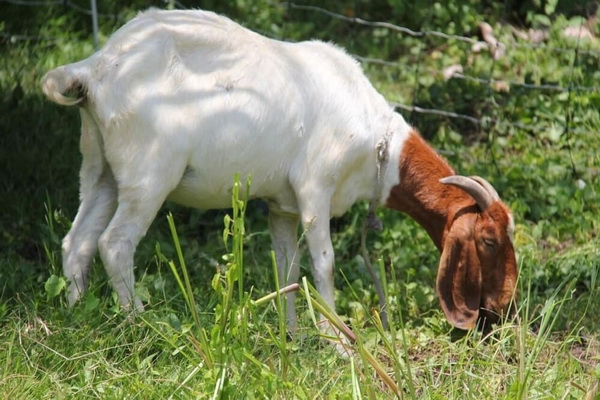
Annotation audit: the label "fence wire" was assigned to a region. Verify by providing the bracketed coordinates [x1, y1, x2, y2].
[275, 2, 597, 144]
[3, 0, 598, 149]
[282, 2, 600, 56]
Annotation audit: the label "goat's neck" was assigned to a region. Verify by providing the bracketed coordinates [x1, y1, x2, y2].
[384, 130, 472, 251]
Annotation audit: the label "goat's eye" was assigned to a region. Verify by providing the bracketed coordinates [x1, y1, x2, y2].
[482, 237, 496, 247]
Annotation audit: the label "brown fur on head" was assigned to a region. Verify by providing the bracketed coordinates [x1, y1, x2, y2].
[437, 181, 517, 331]
[386, 131, 518, 331]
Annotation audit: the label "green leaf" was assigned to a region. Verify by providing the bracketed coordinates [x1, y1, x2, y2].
[135, 281, 151, 302]
[546, 125, 562, 143]
[44, 274, 66, 300]
[168, 313, 182, 332]
[212, 273, 221, 291]
[544, 0, 558, 15]
[83, 294, 100, 312]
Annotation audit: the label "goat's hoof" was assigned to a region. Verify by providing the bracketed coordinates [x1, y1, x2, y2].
[122, 297, 145, 319]
[318, 320, 355, 357]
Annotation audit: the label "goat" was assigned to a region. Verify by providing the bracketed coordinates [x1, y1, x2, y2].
[42, 9, 517, 332]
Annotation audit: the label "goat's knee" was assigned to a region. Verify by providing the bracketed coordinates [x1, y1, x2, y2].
[298, 195, 336, 311]
[304, 226, 336, 309]
[311, 250, 335, 303]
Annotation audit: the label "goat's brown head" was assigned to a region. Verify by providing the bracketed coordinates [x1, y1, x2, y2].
[436, 176, 517, 330]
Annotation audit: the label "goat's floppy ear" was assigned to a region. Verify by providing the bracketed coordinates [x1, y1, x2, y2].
[436, 227, 482, 330]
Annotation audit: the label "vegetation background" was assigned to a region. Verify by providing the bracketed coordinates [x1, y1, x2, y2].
[1, 0, 599, 398]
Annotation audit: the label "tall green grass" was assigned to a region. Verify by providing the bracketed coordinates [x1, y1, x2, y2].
[128, 176, 599, 398]
[1, 175, 597, 398]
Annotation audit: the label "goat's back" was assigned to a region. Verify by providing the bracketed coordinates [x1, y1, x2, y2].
[44, 9, 390, 126]
[42, 9, 400, 213]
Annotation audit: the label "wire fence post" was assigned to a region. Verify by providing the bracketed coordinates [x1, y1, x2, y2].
[563, 17, 587, 180]
[90, 0, 99, 50]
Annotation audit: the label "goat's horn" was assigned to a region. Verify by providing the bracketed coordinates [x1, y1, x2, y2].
[469, 176, 500, 201]
[439, 175, 494, 211]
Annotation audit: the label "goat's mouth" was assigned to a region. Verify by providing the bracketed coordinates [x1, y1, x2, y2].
[477, 309, 501, 332]
[476, 303, 515, 333]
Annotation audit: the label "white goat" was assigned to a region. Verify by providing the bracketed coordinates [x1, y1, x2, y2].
[42, 9, 517, 333]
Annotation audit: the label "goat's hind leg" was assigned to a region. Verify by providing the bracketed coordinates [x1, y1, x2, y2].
[63, 169, 117, 305]
[98, 158, 186, 313]
[62, 111, 117, 306]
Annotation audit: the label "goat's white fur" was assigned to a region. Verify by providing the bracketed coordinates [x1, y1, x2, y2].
[43, 9, 412, 325]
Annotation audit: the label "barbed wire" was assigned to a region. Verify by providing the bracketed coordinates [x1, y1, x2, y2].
[283, 3, 478, 44]
[272, 2, 600, 94]
[280, 2, 600, 57]
[390, 101, 589, 137]
[355, 55, 600, 93]
[3, 0, 596, 141]
[275, 1, 594, 144]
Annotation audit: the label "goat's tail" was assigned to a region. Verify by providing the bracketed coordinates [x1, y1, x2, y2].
[42, 65, 87, 106]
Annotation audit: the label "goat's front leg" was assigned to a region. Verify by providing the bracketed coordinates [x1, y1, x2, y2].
[296, 186, 353, 355]
[302, 213, 336, 314]
[296, 188, 336, 318]
[268, 209, 300, 331]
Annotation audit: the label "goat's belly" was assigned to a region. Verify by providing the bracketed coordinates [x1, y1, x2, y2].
[166, 185, 234, 210]
[166, 169, 297, 212]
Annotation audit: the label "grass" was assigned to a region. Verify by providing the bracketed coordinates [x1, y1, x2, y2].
[1, 2, 600, 398]
[2, 185, 598, 398]
[2, 232, 599, 399]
